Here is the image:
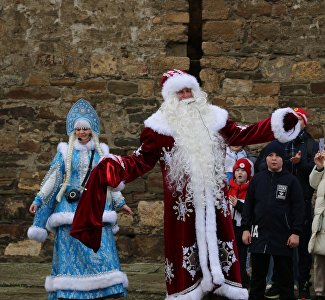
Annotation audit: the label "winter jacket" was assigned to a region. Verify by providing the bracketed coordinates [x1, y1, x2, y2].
[242, 169, 305, 256]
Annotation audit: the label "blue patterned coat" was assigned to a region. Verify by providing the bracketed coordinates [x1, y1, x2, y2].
[28, 140, 128, 299]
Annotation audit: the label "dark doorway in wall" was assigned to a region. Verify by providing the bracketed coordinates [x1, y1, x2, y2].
[188, 0, 203, 84]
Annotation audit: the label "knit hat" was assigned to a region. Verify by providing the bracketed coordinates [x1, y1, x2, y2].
[161, 69, 200, 101]
[293, 107, 308, 126]
[264, 140, 285, 161]
[232, 158, 254, 180]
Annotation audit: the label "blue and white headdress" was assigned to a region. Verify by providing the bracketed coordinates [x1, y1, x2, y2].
[66, 98, 100, 135]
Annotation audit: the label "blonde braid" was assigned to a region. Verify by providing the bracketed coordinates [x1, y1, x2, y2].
[93, 133, 104, 158]
[56, 134, 75, 202]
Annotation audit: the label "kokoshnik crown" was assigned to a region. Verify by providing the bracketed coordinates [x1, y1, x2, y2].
[66, 98, 100, 135]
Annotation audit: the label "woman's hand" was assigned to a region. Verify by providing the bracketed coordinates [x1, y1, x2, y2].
[314, 150, 325, 170]
[29, 204, 38, 214]
[121, 204, 133, 215]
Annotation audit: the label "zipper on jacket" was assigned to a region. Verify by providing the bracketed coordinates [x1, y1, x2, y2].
[285, 213, 291, 229]
[263, 244, 267, 253]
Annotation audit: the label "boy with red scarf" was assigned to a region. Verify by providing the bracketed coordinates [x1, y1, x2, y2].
[228, 158, 254, 289]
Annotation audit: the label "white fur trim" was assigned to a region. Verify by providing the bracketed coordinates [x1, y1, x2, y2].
[271, 108, 301, 143]
[112, 224, 119, 234]
[195, 205, 213, 292]
[162, 73, 200, 101]
[166, 281, 204, 300]
[100, 143, 109, 156]
[46, 211, 117, 233]
[213, 282, 249, 300]
[45, 270, 128, 292]
[73, 139, 95, 151]
[108, 181, 125, 192]
[205, 189, 225, 285]
[144, 105, 228, 137]
[57, 142, 68, 162]
[27, 226, 48, 242]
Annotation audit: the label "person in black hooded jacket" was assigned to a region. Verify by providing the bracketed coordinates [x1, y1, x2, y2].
[242, 140, 305, 300]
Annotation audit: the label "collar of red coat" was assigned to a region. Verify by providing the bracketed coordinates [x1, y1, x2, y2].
[144, 104, 228, 137]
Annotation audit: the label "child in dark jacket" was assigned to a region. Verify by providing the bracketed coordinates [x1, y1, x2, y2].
[242, 140, 305, 300]
[228, 157, 254, 289]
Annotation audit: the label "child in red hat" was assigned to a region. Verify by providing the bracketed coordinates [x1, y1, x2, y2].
[228, 158, 254, 289]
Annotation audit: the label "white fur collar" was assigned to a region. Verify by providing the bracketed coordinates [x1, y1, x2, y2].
[57, 141, 109, 162]
[144, 105, 228, 137]
[73, 139, 95, 151]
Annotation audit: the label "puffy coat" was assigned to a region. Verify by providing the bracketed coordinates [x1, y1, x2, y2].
[242, 169, 305, 256]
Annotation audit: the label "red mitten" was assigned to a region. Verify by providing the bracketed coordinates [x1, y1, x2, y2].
[283, 113, 298, 131]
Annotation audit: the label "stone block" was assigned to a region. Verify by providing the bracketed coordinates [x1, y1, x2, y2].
[0, 75, 23, 86]
[18, 171, 40, 192]
[76, 79, 107, 91]
[272, 4, 288, 16]
[18, 139, 41, 152]
[311, 82, 325, 94]
[107, 80, 138, 95]
[290, 61, 323, 81]
[123, 178, 146, 193]
[201, 56, 237, 70]
[280, 84, 308, 96]
[90, 53, 117, 75]
[4, 240, 42, 256]
[165, 12, 189, 23]
[202, 42, 223, 56]
[138, 80, 155, 97]
[252, 83, 280, 96]
[149, 56, 190, 75]
[25, 73, 49, 86]
[162, 0, 189, 11]
[133, 235, 164, 261]
[147, 172, 164, 194]
[222, 78, 253, 95]
[260, 57, 293, 81]
[49, 78, 76, 86]
[236, 2, 272, 19]
[202, 0, 230, 20]
[200, 68, 221, 93]
[138, 201, 164, 227]
[203, 20, 242, 42]
[5, 87, 60, 100]
[3, 199, 26, 219]
[239, 57, 259, 71]
[0, 224, 26, 239]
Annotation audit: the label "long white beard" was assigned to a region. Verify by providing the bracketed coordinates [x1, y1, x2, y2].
[161, 92, 226, 207]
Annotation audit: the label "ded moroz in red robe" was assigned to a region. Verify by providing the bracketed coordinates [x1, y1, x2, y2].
[71, 106, 300, 300]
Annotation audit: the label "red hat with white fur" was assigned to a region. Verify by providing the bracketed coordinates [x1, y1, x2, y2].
[293, 107, 308, 126]
[232, 158, 254, 180]
[161, 69, 200, 101]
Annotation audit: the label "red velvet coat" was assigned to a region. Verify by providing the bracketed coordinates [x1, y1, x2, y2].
[71, 106, 299, 300]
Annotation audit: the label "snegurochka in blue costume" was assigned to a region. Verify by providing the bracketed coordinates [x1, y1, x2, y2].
[28, 98, 132, 300]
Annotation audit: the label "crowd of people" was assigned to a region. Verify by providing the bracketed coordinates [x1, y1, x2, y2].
[27, 70, 324, 300]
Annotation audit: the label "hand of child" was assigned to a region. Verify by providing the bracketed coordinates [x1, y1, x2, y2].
[290, 150, 301, 164]
[229, 196, 238, 207]
[242, 230, 251, 245]
[29, 203, 37, 214]
[287, 234, 299, 248]
[121, 204, 133, 215]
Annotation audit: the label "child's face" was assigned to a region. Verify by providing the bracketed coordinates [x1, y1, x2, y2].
[230, 145, 243, 152]
[234, 168, 248, 184]
[266, 153, 283, 172]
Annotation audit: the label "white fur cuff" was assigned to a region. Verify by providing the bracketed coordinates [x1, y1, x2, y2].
[213, 282, 249, 300]
[27, 226, 48, 243]
[109, 181, 125, 192]
[45, 270, 128, 292]
[271, 107, 300, 143]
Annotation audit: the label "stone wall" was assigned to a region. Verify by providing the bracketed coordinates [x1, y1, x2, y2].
[0, 0, 324, 263]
